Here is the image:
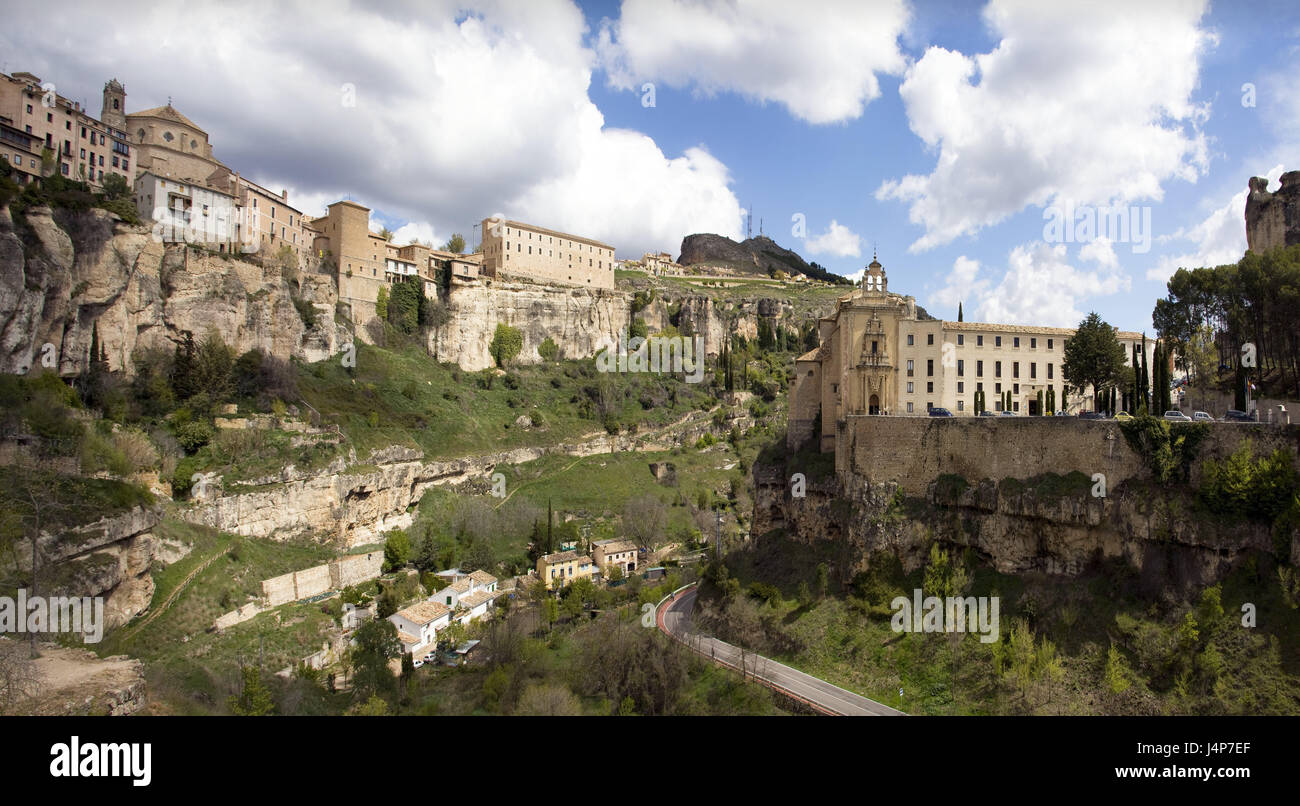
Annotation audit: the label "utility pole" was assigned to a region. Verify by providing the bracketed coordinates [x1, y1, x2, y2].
[715, 510, 721, 561]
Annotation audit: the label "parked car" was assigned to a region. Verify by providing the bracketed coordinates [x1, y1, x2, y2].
[1078, 411, 1107, 420]
[1114, 411, 1133, 421]
[1192, 411, 1214, 422]
[977, 410, 997, 417]
[1000, 410, 1017, 416]
[1222, 409, 1254, 422]
[1163, 410, 1192, 421]
[928, 407, 954, 417]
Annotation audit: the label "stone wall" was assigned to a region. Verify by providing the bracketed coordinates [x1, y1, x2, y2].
[835, 415, 1300, 496]
[331, 551, 382, 588]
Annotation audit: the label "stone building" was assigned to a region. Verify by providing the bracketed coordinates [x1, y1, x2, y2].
[480, 218, 615, 289]
[789, 256, 1155, 452]
[1246, 171, 1300, 253]
[0, 70, 134, 190]
[126, 102, 227, 184]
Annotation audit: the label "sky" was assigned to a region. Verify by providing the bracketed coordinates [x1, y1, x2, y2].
[3, 0, 1298, 333]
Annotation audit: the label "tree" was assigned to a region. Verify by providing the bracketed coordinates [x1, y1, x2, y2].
[537, 337, 559, 363]
[623, 494, 667, 549]
[228, 666, 276, 715]
[489, 323, 523, 368]
[190, 330, 236, 404]
[1062, 312, 1128, 412]
[383, 529, 411, 572]
[442, 233, 466, 254]
[387, 279, 421, 334]
[376, 285, 388, 320]
[349, 619, 401, 703]
[957, 301, 963, 322]
[378, 227, 394, 241]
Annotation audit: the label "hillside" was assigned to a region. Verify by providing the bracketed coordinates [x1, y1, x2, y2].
[677, 233, 851, 284]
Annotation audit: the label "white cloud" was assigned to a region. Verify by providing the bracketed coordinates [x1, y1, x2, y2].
[0, 0, 741, 257]
[931, 255, 988, 311]
[1145, 164, 1285, 283]
[804, 220, 862, 258]
[877, 0, 1214, 252]
[596, 0, 910, 124]
[1078, 237, 1118, 269]
[937, 242, 1130, 328]
[391, 221, 439, 247]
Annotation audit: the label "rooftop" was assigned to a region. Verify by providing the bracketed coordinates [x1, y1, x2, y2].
[394, 600, 450, 626]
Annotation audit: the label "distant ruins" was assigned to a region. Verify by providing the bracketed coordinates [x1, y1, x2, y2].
[1246, 171, 1300, 253]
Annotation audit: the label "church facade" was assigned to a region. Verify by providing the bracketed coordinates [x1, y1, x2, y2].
[788, 257, 1155, 453]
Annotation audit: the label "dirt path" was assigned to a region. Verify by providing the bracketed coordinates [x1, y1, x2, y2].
[122, 541, 234, 640]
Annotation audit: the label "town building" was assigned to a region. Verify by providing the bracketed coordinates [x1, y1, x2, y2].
[0, 71, 133, 190]
[389, 600, 451, 661]
[430, 569, 501, 624]
[133, 171, 247, 251]
[591, 539, 638, 575]
[789, 256, 1157, 453]
[479, 218, 615, 289]
[536, 550, 596, 590]
[0, 116, 43, 186]
[206, 167, 308, 265]
[126, 100, 227, 185]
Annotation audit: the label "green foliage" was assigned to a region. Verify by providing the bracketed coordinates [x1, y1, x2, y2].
[1062, 312, 1128, 409]
[292, 296, 318, 330]
[537, 337, 559, 362]
[489, 323, 523, 368]
[1199, 441, 1299, 524]
[1118, 414, 1209, 483]
[383, 529, 412, 571]
[375, 285, 388, 320]
[387, 279, 421, 334]
[228, 666, 276, 715]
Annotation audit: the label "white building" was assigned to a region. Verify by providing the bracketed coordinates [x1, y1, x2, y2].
[134, 171, 250, 252]
[389, 600, 451, 662]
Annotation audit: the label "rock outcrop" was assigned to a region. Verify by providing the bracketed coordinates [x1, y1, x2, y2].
[677, 232, 845, 283]
[1246, 171, 1300, 253]
[4, 639, 146, 716]
[0, 204, 342, 377]
[13, 504, 165, 631]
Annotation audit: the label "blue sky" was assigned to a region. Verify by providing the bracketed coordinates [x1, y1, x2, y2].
[5, 0, 1298, 333]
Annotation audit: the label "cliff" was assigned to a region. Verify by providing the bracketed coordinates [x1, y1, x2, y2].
[0, 204, 343, 378]
[1246, 171, 1300, 253]
[678, 232, 846, 283]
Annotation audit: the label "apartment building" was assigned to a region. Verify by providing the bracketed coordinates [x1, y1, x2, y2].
[0, 71, 133, 189]
[789, 257, 1157, 452]
[0, 116, 43, 185]
[536, 551, 596, 590]
[480, 218, 615, 289]
[591, 539, 639, 575]
[206, 166, 307, 264]
[133, 171, 248, 252]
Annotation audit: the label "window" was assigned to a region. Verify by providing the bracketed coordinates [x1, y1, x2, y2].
[957, 359, 964, 377]
[1030, 338, 1037, 349]
[1030, 363, 1037, 379]
[995, 361, 1002, 377]
[907, 402, 914, 413]
[1047, 363, 1054, 379]
[995, 383, 1002, 394]
[1014, 337, 1021, 348]
[958, 400, 964, 411]
[1014, 401, 1020, 412]
[927, 333, 934, 346]
[977, 360, 984, 377]
[1014, 383, 1020, 393]
[907, 334, 913, 346]
[927, 359, 934, 377]
[906, 359, 914, 377]
[996, 336, 1002, 347]
[977, 335, 984, 346]
[927, 401, 934, 411]
[957, 382, 964, 394]
[927, 382, 934, 393]
[1013, 362, 1020, 378]
[977, 382, 983, 391]
[1048, 339, 1054, 350]
[907, 382, 914, 393]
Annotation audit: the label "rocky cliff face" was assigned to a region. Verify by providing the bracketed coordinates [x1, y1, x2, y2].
[429, 276, 801, 370]
[0, 204, 342, 377]
[678, 232, 845, 283]
[755, 464, 1293, 594]
[14, 504, 166, 631]
[184, 408, 734, 544]
[1246, 171, 1300, 253]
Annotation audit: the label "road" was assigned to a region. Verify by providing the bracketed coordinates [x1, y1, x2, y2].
[657, 584, 904, 716]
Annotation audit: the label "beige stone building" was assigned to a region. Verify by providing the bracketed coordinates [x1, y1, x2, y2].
[0, 115, 44, 186]
[0, 71, 134, 190]
[126, 101, 227, 184]
[789, 257, 1156, 452]
[591, 539, 639, 575]
[480, 218, 615, 289]
[206, 167, 307, 264]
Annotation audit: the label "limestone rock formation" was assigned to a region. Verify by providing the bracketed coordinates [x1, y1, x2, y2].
[1246, 171, 1300, 253]
[0, 204, 342, 377]
[677, 232, 845, 283]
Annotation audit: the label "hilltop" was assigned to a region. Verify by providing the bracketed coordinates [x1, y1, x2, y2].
[677, 233, 850, 285]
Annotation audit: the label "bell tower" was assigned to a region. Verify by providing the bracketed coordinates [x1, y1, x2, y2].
[101, 79, 126, 131]
[862, 250, 887, 294]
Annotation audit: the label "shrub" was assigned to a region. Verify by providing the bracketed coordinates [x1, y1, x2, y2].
[174, 419, 214, 454]
[489, 323, 523, 368]
[538, 337, 559, 362]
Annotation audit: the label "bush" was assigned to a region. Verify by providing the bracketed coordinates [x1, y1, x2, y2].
[174, 419, 214, 454]
[490, 323, 523, 368]
[538, 337, 559, 362]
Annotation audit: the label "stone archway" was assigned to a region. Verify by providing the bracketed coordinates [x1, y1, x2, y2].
[869, 394, 880, 415]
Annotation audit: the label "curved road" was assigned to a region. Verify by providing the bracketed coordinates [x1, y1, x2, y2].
[657, 584, 903, 716]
